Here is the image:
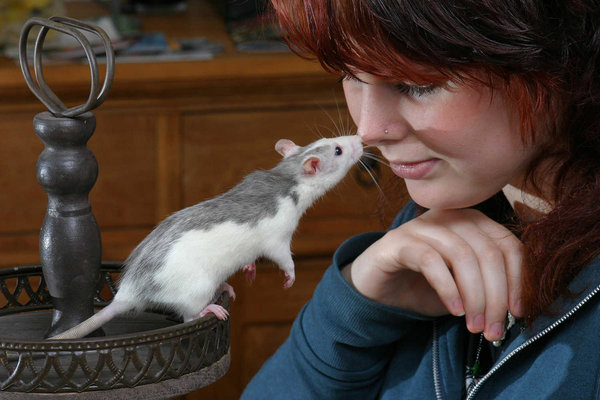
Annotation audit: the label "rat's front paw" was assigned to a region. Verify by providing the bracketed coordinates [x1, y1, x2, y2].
[243, 263, 256, 283]
[283, 272, 295, 289]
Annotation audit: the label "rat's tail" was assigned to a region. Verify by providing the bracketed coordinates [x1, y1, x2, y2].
[49, 301, 131, 340]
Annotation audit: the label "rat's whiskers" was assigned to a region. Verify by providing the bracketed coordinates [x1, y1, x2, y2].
[361, 151, 390, 167]
[358, 158, 385, 198]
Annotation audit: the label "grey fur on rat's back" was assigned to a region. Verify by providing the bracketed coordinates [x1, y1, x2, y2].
[122, 151, 308, 290]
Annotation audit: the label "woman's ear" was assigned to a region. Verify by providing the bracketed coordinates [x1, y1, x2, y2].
[275, 139, 299, 157]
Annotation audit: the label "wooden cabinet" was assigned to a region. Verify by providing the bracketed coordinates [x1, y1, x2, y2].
[0, 1, 407, 398]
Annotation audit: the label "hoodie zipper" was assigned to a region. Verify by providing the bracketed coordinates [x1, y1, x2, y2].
[432, 283, 600, 400]
[433, 320, 444, 400]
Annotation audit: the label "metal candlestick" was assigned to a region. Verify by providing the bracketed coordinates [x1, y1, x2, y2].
[18, 16, 114, 337]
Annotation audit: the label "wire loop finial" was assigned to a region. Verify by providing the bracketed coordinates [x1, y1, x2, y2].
[18, 16, 115, 118]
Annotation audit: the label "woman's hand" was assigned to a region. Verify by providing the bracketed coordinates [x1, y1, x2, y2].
[341, 208, 524, 342]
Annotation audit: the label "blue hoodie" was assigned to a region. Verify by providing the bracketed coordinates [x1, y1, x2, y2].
[242, 201, 600, 399]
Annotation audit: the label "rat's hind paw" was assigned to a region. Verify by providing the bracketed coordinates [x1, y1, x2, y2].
[220, 281, 236, 301]
[198, 304, 229, 320]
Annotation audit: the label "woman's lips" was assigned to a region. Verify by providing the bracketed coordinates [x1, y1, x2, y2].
[389, 159, 439, 179]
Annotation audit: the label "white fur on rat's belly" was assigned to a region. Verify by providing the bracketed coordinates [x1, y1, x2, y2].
[151, 197, 300, 311]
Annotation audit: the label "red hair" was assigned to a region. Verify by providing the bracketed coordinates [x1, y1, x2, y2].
[271, 0, 600, 321]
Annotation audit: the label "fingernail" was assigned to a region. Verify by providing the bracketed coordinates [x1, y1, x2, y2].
[513, 299, 523, 316]
[471, 314, 485, 332]
[489, 322, 505, 340]
[453, 299, 465, 316]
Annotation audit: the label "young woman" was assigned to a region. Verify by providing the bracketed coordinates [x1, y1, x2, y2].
[242, 1, 600, 399]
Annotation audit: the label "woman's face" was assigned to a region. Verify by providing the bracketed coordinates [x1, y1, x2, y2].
[343, 72, 541, 209]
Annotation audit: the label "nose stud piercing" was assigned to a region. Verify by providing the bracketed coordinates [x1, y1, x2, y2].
[384, 129, 389, 134]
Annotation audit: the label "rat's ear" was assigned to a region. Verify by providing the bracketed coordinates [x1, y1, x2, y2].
[302, 156, 320, 175]
[275, 139, 299, 158]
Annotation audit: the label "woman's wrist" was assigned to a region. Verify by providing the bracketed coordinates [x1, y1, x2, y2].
[341, 256, 414, 309]
[341, 251, 451, 317]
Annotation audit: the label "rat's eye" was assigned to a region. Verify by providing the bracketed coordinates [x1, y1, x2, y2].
[334, 146, 343, 156]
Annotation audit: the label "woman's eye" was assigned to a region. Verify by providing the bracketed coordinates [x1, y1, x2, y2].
[334, 146, 343, 156]
[394, 83, 439, 97]
[337, 74, 360, 84]
[338, 74, 439, 98]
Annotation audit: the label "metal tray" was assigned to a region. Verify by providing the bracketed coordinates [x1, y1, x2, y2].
[0, 262, 230, 398]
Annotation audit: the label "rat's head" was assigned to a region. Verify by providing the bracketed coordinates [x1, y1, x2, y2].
[275, 135, 363, 192]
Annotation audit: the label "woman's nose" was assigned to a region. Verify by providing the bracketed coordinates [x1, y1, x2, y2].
[355, 83, 406, 145]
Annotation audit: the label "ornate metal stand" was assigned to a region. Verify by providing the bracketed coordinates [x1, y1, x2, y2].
[0, 16, 230, 397]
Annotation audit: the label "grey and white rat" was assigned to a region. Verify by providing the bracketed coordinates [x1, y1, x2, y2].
[50, 135, 363, 340]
